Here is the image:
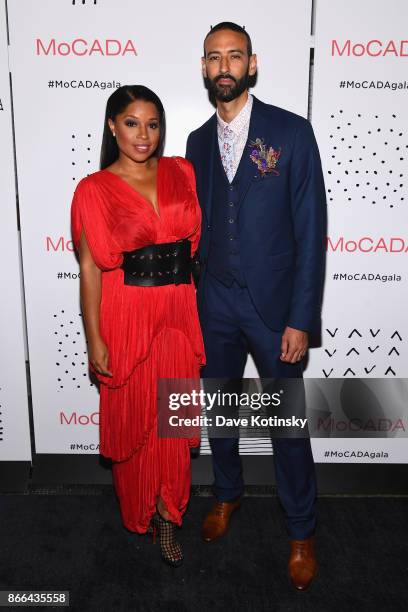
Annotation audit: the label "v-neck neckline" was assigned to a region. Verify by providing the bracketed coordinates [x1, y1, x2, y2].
[102, 157, 162, 219]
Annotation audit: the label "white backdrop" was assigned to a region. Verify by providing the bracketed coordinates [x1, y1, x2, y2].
[7, 0, 312, 455]
[0, 1, 31, 460]
[2, 0, 407, 463]
[308, 0, 408, 462]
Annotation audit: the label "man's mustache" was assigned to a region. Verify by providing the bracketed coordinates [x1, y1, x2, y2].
[214, 73, 237, 84]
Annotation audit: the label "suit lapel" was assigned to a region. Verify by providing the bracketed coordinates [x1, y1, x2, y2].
[235, 97, 267, 210]
[196, 115, 217, 223]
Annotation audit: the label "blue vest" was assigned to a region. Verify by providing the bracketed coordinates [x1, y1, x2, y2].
[206, 150, 246, 287]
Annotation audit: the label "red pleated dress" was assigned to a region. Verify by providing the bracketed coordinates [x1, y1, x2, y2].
[71, 156, 205, 533]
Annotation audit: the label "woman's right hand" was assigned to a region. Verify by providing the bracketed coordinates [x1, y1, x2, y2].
[88, 337, 113, 377]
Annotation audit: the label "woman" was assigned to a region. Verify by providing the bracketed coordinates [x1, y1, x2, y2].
[71, 85, 205, 567]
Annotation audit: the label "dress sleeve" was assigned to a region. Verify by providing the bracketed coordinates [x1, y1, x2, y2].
[174, 157, 201, 256]
[178, 156, 196, 187]
[71, 178, 122, 270]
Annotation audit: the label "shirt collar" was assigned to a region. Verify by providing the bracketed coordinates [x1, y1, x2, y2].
[217, 93, 253, 138]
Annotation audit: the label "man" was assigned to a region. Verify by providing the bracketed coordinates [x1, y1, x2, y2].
[186, 22, 326, 590]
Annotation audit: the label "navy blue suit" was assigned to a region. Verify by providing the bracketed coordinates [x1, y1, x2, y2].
[186, 96, 326, 539]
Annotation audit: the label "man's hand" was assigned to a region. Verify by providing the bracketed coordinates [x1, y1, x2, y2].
[280, 326, 308, 363]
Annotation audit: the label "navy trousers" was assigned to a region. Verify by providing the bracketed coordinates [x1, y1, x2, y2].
[199, 273, 317, 540]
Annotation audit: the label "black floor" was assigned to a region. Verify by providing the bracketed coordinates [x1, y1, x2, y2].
[1, 493, 407, 611]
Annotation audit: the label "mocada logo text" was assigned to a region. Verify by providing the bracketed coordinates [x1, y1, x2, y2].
[332, 39, 408, 57]
[46, 236, 74, 252]
[36, 38, 137, 57]
[60, 411, 99, 425]
[326, 236, 408, 253]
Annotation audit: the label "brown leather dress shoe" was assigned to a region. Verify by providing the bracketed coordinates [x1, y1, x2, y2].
[288, 536, 317, 590]
[201, 498, 242, 542]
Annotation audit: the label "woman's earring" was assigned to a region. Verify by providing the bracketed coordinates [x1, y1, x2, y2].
[112, 132, 116, 138]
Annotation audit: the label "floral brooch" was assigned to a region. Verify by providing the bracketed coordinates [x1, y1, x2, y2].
[249, 138, 281, 178]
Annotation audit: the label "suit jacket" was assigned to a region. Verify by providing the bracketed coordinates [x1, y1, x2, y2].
[186, 96, 327, 334]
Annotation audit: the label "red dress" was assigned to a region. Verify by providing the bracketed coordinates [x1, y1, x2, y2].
[71, 156, 205, 533]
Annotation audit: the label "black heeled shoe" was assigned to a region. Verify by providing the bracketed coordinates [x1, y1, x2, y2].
[151, 512, 183, 568]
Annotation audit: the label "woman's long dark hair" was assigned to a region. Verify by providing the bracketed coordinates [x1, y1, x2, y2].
[100, 85, 166, 169]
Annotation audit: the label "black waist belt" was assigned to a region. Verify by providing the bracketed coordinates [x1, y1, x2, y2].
[121, 239, 194, 287]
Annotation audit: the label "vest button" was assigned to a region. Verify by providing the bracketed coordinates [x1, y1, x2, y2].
[229, 202, 234, 207]
[228, 218, 234, 223]
[207, 225, 212, 230]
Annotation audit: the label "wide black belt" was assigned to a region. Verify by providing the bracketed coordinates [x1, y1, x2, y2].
[121, 239, 198, 287]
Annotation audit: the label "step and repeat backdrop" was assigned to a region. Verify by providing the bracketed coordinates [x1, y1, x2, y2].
[0, 1, 31, 461]
[307, 0, 408, 462]
[1, 0, 407, 465]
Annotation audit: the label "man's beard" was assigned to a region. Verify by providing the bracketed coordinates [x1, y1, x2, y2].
[206, 70, 250, 102]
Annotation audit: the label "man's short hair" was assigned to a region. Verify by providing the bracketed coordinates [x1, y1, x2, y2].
[203, 22, 253, 57]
